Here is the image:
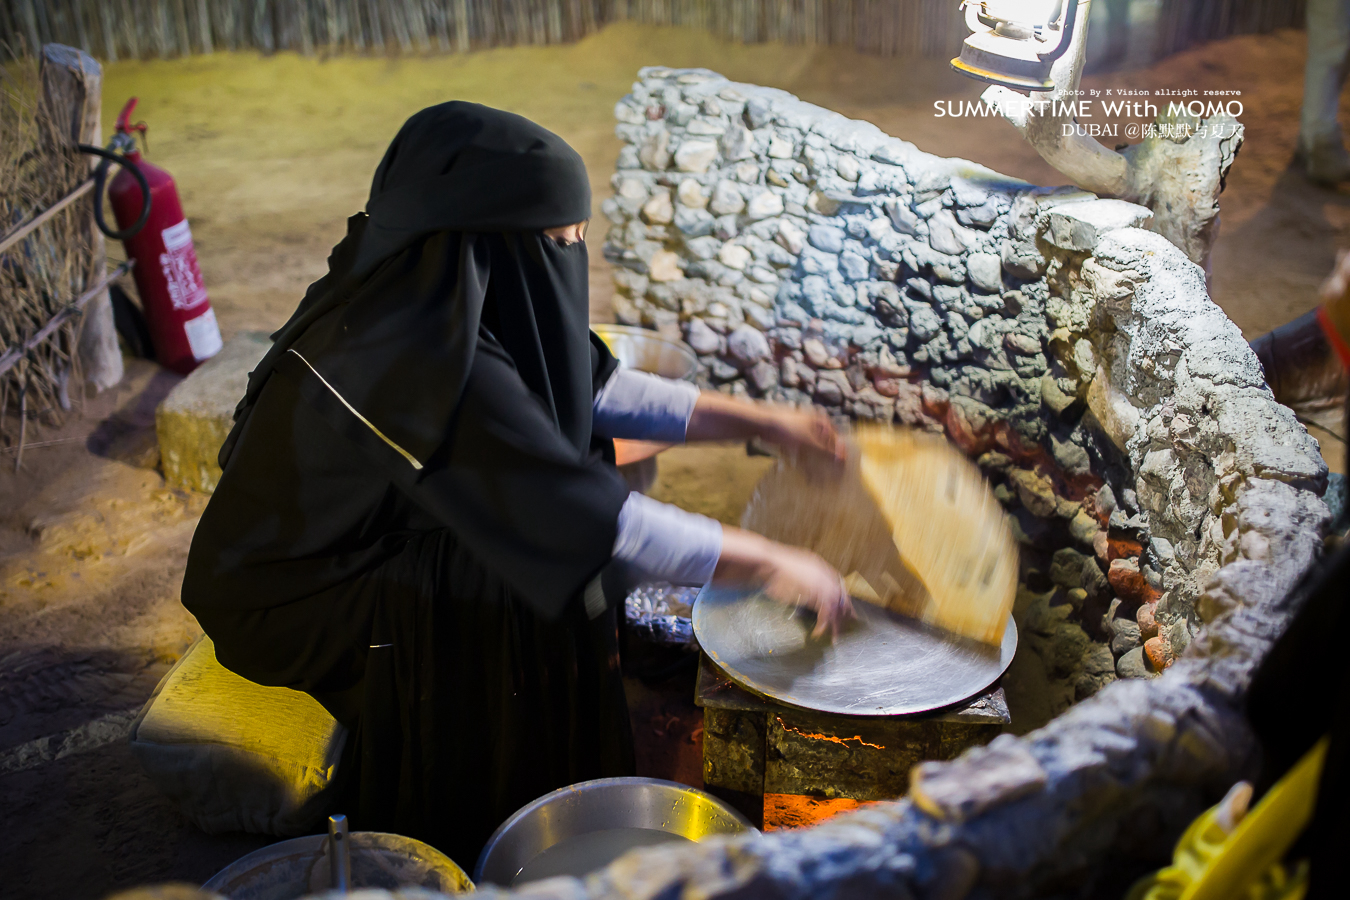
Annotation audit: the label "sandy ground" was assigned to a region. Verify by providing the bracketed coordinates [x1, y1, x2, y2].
[2, 20, 1347, 898]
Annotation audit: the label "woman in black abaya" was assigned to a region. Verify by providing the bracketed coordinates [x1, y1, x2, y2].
[182, 102, 851, 867]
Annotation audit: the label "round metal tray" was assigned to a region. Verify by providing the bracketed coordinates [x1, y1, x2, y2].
[474, 777, 755, 887]
[202, 831, 472, 899]
[692, 587, 1017, 717]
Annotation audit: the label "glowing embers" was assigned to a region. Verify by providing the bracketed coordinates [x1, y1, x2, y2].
[775, 716, 886, 751]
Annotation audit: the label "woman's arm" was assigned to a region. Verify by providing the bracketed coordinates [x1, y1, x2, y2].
[686, 391, 846, 466]
[714, 525, 854, 638]
[612, 493, 854, 639]
[592, 366, 845, 467]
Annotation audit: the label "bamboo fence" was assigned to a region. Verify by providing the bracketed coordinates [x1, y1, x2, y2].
[0, 54, 100, 462]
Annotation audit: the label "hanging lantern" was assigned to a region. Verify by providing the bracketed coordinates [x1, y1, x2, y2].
[950, 0, 1083, 92]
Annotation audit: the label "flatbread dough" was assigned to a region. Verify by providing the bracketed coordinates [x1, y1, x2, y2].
[742, 425, 1017, 646]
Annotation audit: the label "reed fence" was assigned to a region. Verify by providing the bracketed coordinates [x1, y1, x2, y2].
[0, 51, 107, 466]
[0, 1, 1313, 64]
[0, 1, 966, 61]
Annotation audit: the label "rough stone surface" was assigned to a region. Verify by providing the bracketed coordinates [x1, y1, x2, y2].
[593, 67, 1332, 900]
[1115, 646, 1151, 680]
[910, 734, 1048, 823]
[156, 332, 269, 493]
[1044, 198, 1153, 251]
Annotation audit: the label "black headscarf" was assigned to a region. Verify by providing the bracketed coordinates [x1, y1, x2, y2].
[221, 101, 597, 470]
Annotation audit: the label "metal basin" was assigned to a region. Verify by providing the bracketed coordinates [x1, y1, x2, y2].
[202, 831, 472, 899]
[474, 777, 756, 887]
[593, 324, 699, 493]
[593, 324, 698, 381]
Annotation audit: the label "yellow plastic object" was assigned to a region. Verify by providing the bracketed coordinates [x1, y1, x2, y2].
[1126, 736, 1327, 900]
[128, 635, 348, 835]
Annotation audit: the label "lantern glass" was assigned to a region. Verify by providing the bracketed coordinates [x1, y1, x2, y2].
[983, 0, 1063, 29]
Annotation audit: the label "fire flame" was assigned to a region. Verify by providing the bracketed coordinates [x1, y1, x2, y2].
[775, 716, 885, 750]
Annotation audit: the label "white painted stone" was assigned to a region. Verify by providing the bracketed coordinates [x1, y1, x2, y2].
[719, 244, 752, 270]
[967, 253, 1003, 294]
[777, 219, 806, 255]
[687, 116, 728, 135]
[865, 217, 894, 242]
[734, 161, 760, 183]
[727, 324, 771, 365]
[1044, 199, 1153, 252]
[639, 129, 671, 171]
[640, 191, 674, 225]
[767, 132, 793, 159]
[684, 236, 721, 260]
[746, 190, 785, 220]
[648, 250, 684, 282]
[1086, 365, 1141, 450]
[615, 101, 646, 125]
[674, 139, 720, 173]
[157, 332, 271, 493]
[668, 102, 697, 126]
[836, 156, 860, 182]
[685, 317, 721, 355]
[928, 209, 970, 256]
[708, 180, 746, 216]
[616, 177, 649, 201]
[721, 123, 754, 161]
[677, 180, 709, 212]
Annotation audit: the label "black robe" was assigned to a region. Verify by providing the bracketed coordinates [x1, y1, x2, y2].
[181, 104, 633, 867]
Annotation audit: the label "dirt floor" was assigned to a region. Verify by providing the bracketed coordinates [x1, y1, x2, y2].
[2, 20, 1349, 899]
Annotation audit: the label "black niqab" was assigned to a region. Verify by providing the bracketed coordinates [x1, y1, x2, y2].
[224, 100, 598, 476]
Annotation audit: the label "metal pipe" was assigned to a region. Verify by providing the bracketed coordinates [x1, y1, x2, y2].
[327, 814, 352, 893]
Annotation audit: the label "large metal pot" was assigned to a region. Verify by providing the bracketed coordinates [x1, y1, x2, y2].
[474, 777, 756, 887]
[592, 325, 700, 494]
[592, 324, 699, 381]
[201, 831, 472, 900]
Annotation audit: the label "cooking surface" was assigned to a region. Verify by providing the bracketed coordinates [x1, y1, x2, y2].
[693, 587, 1017, 716]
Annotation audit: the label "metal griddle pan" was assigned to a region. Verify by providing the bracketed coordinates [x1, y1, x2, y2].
[693, 586, 1017, 717]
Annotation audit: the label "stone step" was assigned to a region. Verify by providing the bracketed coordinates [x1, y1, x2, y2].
[156, 332, 270, 493]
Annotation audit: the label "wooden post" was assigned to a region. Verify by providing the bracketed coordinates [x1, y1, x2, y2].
[40, 43, 124, 394]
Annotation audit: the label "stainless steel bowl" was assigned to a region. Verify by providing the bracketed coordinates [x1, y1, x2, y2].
[202, 831, 472, 899]
[474, 777, 756, 887]
[593, 324, 698, 382]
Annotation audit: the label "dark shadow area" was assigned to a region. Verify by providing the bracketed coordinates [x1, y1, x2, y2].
[85, 367, 181, 470]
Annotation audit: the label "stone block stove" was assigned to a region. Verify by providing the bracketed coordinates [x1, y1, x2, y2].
[515, 67, 1340, 899]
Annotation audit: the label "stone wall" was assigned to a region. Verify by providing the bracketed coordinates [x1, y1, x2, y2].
[443, 67, 1350, 897]
[602, 67, 1329, 683]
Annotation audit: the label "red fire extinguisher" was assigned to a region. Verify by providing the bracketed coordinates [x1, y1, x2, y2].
[97, 98, 222, 375]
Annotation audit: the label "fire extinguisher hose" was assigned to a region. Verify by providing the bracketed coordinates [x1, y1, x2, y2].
[76, 143, 152, 241]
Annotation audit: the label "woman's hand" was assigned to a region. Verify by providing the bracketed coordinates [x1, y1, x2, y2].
[759, 543, 856, 638]
[686, 392, 845, 471]
[714, 527, 855, 639]
[760, 405, 846, 469]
